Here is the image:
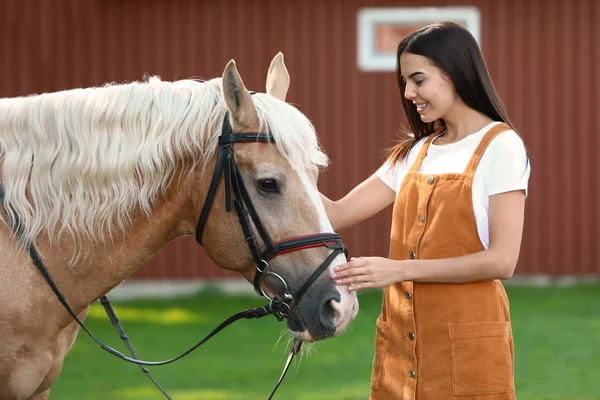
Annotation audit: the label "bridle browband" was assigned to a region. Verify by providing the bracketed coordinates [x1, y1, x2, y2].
[0, 95, 348, 399]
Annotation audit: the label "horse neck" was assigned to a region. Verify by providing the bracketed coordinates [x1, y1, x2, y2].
[35, 167, 202, 316]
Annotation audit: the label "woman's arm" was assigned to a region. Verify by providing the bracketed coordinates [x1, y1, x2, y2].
[320, 174, 396, 231]
[331, 189, 526, 289]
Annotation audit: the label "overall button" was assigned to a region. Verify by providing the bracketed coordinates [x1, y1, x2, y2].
[418, 214, 425, 223]
[409, 370, 416, 378]
[408, 332, 415, 340]
[409, 251, 416, 259]
[406, 291, 412, 299]
[427, 176, 434, 184]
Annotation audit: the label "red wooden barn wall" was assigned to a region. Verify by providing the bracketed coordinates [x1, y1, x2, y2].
[0, 0, 597, 278]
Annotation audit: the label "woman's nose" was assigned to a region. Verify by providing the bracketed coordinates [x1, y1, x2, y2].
[404, 83, 416, 99]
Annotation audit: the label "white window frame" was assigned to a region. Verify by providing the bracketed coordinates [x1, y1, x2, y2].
[357, 6, 481, 72]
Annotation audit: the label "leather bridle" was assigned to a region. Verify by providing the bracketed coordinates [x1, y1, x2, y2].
[0, 100, 348, 399]
[195, 111, 347, 319]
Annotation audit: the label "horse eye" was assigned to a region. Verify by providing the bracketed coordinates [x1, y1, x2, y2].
[258, 179, 279, 193]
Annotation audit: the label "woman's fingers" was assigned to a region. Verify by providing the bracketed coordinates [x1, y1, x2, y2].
[349, 281, 374, 291]
[334, 268, 369, 285]
[333, 258, 367, 274]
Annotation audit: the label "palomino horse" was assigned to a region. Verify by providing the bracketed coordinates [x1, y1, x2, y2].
[0, 53, 359, 399]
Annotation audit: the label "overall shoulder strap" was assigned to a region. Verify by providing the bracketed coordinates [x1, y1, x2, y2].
[408, 127, 446, 173]
[464, 123, 511, 174]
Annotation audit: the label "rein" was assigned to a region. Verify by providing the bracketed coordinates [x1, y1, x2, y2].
[0, 104, 347, 399]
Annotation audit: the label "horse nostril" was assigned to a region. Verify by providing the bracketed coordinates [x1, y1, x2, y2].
[325, 298, 336, 315]
[318, 297, 338, 330]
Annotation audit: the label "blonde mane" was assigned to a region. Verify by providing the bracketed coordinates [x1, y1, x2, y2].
[0, 76, 328, 248]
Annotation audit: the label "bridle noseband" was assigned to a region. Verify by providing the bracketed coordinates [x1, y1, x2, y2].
[0, 96, 349, 399]
[195, 111, 347, 319]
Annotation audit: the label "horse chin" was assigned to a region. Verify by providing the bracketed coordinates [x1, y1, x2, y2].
[287, 320, 351, 343]
[289, 329, 318, 343]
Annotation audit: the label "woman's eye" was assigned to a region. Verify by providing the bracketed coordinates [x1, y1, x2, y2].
[258, 179, 279, 193]
[415, 80, 424, 86]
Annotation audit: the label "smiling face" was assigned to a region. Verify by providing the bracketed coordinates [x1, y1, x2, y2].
[399, 52, 461, 123]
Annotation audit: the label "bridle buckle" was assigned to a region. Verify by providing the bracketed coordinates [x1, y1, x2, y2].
[269, 298, 292, 321]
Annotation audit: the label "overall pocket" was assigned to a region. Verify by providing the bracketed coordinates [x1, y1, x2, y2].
[370, 318, 388, 391]
[449, 321, 515, 395]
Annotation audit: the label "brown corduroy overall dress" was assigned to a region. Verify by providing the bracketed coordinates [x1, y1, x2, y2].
[370, 123, 516, 400]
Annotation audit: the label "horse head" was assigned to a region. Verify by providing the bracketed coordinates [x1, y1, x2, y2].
[196, 54, 359, 342]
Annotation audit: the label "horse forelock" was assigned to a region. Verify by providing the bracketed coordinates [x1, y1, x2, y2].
[0, 76, 328, 252]
[250, 93, 329, 173]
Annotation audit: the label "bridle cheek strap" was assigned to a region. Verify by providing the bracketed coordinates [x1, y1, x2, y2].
[195, 114, 348, 310]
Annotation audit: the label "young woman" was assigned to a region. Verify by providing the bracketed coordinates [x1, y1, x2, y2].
[321, 22, 530, 399]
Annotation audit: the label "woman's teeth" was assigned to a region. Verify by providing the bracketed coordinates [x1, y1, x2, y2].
[416, 103, 428, 111]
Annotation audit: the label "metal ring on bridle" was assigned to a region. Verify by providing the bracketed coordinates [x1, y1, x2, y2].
[258, 271, 293, 301]
[257, 259, 269, 273]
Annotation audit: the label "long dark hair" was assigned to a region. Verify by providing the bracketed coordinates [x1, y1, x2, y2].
[387, 22, 515, 165]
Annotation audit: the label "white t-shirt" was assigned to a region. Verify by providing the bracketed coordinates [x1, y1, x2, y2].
[376, 121, 531, 249]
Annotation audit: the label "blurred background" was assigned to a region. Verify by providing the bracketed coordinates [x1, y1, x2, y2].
[1, 0, 598, 399]
[2, 0, 599, 281]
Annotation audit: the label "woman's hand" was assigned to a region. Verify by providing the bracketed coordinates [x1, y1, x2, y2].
[330, 257, 404, 291]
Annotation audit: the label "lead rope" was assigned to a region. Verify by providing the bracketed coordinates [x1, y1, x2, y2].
[100, 292, 300, 399]
[104, 288, 300, 400]
[101, 292, 302, 399]
[100, 296, 172, 399]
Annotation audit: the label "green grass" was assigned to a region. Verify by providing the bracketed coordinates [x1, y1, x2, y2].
[50, 283, 600, 400]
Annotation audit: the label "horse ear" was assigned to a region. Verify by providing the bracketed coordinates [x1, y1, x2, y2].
[265, 52, 290, 101]
[222, 60, 259, 131]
